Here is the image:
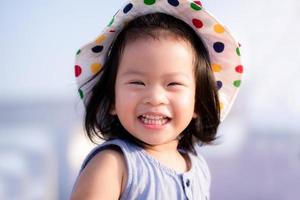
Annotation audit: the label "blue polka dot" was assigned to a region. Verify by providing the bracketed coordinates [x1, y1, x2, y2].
[123, 3, 133, 14]
[216, 81, 223, 90]
[213, 42, 225, 53]
[91, 45, 103, 53]
[168, 0, 180, 7]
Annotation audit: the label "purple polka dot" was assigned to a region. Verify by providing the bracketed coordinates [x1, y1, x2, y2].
[213, 42, 225, 53]
[91, 45, 103, 53]
[123, 3, 133, 13]
[216, 81, 223, 90]
[168, 0, 179, 7]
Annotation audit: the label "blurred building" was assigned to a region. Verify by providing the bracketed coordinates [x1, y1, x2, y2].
[1, 0, 300, 199]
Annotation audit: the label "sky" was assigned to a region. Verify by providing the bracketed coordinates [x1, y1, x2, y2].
[1, 0, 300, 129]
[1, 1, 299, 199]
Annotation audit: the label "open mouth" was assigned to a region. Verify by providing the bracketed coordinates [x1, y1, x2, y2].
[138, 114, 171, 126]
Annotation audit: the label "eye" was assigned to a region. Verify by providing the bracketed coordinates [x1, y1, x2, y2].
[168, 82, 182, 86]
[129, 81, 145, 86]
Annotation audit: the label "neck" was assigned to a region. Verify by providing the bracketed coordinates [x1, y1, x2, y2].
[143, 139, 179, 155]
[143, 139, 190, 173]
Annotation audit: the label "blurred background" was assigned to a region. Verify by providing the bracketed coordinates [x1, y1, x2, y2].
[0, 0, 299, 199]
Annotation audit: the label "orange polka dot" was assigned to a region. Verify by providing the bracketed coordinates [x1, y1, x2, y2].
[95, 35, 107, 44]
[90, 63, 102, 74]
[212, 64, 222, 72]
[220, 102, 224, 110]
[214, 24, 225, 33]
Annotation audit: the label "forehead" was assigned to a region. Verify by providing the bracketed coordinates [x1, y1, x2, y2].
[118, 37, 195, 78]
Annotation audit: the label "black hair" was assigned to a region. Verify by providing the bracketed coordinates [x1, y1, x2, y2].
[83, 13, 220, 154]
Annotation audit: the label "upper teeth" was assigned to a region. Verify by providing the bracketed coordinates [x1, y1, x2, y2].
[142, 114, 167, 120]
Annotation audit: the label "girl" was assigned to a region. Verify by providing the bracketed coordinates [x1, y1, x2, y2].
[72, 0, 243, 199]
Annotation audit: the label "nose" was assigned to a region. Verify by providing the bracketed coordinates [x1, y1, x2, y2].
[142, 85, 168, 106]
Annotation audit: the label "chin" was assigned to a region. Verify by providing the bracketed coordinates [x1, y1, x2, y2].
[141, 137, 178, 147]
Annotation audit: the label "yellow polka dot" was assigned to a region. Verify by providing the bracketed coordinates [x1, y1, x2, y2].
[214, 24, 225, 33]
[212, 64, 222, 72]
[90, 63, 102, 74]
[220, 102, 224, 110]
[95, 35, 106, 44]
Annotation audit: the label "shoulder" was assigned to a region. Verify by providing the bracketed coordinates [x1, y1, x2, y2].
[191, 152, 211, 184]
[188, 152, 211, 199]
[70, 147, 127, 200]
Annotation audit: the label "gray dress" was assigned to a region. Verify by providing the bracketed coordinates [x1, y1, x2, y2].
[80, 139, 210, 200]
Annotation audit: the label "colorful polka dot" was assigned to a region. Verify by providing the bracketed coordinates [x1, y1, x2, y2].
[91, 63, 102, 74]
[123, 3, 133, 13]
[233, 80, 241, 87]
[194, 1, 202, 6]
[108, 17, 114, 27]
[220, 102, 224, 110]
[168, 0, 179, 7]
[191, 2, 202, 10]
[214, 24, 225, 33]
[192, 18, 203, 28]
[96, 35, 107, 44]
[235, 65, 243, 73]
[75, 65, 82, 77]
[74, 0, 243, 122]
[78, 89, 84, 99]
[91, 45, 104, 53]
[213, 42, 225, 53]
[144, 0, 156, 5]
[236, 47, 241, 56]
[216, 81, 223, 90]
[212, 64, 222, 72]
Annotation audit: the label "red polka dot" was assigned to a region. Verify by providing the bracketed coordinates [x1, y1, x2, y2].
[192, 19, 203, 28]
[235, 65, 243, 73]
[75, 65, 82, 77]
[193, 1, 202, 6]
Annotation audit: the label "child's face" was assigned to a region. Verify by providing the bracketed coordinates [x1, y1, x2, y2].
[113, 37, 196, 147]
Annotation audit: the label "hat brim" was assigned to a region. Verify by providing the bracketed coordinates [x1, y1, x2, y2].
[74, 0, 243, 121]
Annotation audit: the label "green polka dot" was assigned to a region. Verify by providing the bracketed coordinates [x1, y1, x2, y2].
[236, 47, 241, 56]
[78, 89, 84, 99]
[191, 2, 202, 10]
[76, 49, 81, 55]
[233, 80, 241, 87]
[144, 0, 156, 5]
[108, 17, 114, 27]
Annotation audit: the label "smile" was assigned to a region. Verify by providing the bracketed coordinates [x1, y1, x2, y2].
[138, 114, 171, 126]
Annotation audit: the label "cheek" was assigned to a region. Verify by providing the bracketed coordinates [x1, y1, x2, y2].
[172, 90, 196, 118]
[116, 87, 139, 101]
[115, 86, 139, 111]
[176, 90, 195, 105]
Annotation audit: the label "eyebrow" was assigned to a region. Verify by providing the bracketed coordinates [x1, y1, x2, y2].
[121, 69, 190, 79]
[121, 70, 145, 76]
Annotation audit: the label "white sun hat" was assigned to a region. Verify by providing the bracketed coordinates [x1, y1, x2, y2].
[74, 0, 244, 121]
